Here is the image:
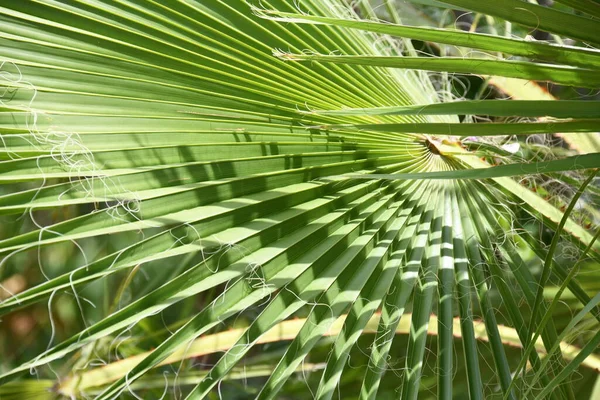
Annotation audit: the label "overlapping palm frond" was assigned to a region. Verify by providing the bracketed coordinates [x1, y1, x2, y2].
[0, 1, 599, 399]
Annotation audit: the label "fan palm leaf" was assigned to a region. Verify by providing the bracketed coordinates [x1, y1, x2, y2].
[0, 1, 599, 399]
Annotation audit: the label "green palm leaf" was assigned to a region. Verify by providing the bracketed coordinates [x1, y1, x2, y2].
[1, 1, 598, 399]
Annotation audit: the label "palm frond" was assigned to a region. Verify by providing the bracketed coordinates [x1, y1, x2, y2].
[1, 1, 598, 399]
